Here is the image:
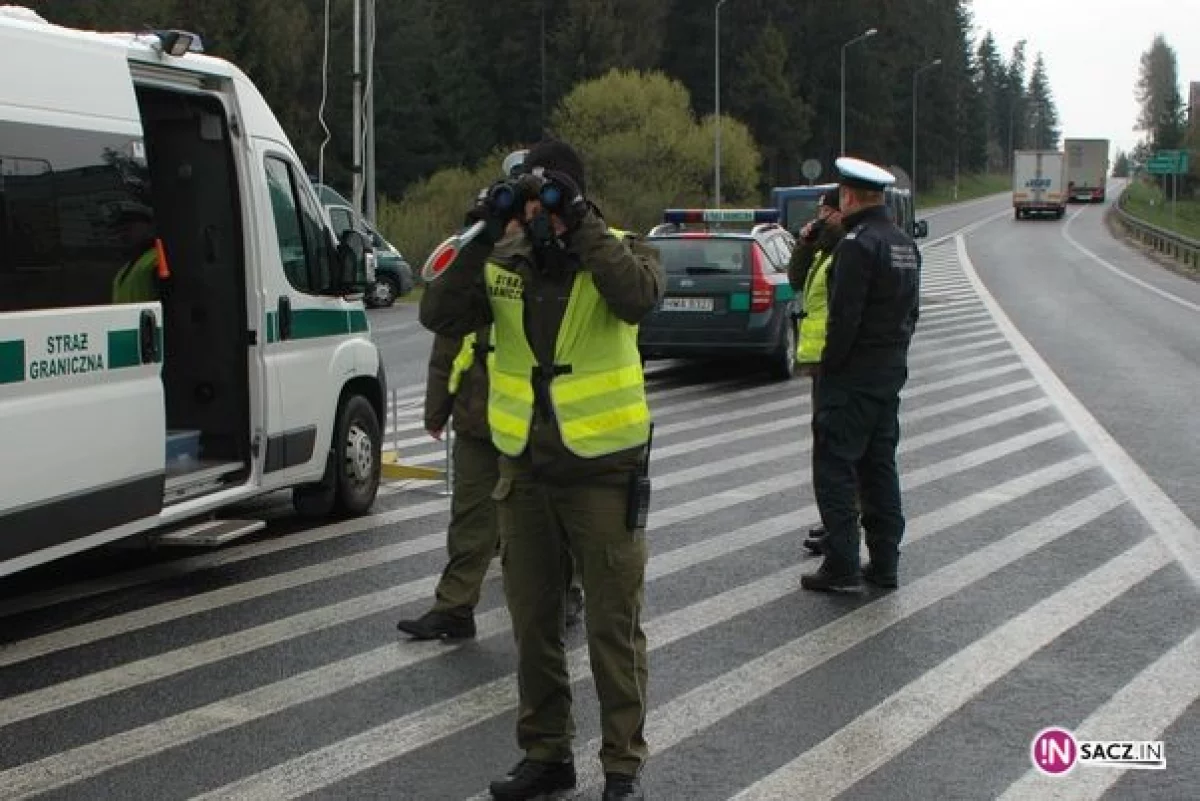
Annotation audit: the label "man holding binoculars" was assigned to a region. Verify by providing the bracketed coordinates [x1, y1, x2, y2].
[419, 138, 664, 801]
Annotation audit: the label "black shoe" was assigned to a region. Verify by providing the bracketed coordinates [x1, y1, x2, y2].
[565, 585, 584, 628]
[862, 563, 898, 589]
[603, 772, 645, 801]
[396, 608, 475, 640]
[800, 560, 863, 592]
[489, 758, 576, 800]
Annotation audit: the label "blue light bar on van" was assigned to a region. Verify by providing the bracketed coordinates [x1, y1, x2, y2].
[662, 209, 780, 224]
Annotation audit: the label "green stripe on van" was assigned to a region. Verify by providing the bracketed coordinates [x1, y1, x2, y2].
[0, 340, 25, 384]
[265, 308, 369, 343]
[107, 329, 141, 369]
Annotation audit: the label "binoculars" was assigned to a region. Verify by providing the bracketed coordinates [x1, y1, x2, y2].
[482, 171, 580, 221]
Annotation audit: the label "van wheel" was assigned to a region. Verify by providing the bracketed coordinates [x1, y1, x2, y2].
[293, 395, 381, 519]
[768, 318, 797, 381]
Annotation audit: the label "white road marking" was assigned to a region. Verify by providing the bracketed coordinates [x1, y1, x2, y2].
[957, 234, 1200, 585]
[996, 627, 1200, 801]
[727, 535, 1166, 801]
[1062, 206, 1200, 314]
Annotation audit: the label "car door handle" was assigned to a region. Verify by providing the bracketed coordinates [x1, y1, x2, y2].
[138, 309, 159, 364]
[277, 296, 292, 341]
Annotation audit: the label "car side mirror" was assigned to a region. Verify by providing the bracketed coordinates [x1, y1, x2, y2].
[914, 220, 929, 239]
[335, 228, 371, 294]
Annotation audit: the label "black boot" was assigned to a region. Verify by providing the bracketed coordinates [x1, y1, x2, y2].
[489, 758, 576, 800]
[800, 558, 862, 592]
[395, 608, 475, 640]
[862, 562, 898, 589]
[603, 772, 645, 801]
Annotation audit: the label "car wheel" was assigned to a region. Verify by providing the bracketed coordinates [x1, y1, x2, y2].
[768, 317, 797, 381]
[368, 276, 399, 308]
[292, 394, 381, 519]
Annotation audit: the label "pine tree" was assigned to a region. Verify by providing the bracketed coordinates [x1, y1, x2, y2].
[1135, 34, 1186, 150]
[1026, 53, 1060, 150]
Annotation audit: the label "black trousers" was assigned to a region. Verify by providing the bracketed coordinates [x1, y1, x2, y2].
[811, 367, 908, 570]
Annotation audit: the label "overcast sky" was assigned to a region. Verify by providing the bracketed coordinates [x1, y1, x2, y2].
[969, 0, 1200, 157]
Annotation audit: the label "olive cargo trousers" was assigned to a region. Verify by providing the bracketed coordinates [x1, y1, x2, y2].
[493, 457, 649, 776]
[431, 434, 501, 613]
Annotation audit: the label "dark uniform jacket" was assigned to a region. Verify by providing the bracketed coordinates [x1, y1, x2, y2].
[419, 209, 665, 483]
[822, 204, 920, 374]
[423, 326, 492, 441]
[787, 219, 846, 295]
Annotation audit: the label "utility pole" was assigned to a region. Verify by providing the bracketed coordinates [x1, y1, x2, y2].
[351, 0, 363, 216]
[714, 0, 729, 208]
[911, 58, 942, 210]
[363, 0, 376, 222]
[540, 0, 547, 136]
[840, 28, 878, 156]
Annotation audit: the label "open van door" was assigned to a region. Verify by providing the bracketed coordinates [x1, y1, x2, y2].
[1, 18, 166, 574]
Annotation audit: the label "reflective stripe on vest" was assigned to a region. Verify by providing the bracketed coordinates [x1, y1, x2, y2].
[449, 329, 495, 394]
[797, 250, 833, 364]
[483, 229, 650, 458]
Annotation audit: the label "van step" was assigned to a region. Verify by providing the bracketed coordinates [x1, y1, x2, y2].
[155, 519, 266, 547]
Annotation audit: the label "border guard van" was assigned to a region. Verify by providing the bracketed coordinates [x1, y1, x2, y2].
[0, 8, 387, 577]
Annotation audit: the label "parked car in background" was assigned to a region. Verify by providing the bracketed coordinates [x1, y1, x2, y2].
[313, 182, 414, 307]
[771, 182, 928, 240]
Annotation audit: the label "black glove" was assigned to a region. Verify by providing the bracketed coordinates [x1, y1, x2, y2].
[539, 170, 588, 233]
[464, 182, 516, 246]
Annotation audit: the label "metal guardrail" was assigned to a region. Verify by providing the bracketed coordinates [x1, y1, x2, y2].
[1114, 187, 1200, 269]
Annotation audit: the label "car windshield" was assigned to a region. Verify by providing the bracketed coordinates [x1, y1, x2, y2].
[648, 237, 752, 275]
[785, 198, 819, 233]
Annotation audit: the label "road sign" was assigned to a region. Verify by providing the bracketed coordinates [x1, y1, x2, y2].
[1145, 149, 1189, 175]
[801, 159, 822, 182]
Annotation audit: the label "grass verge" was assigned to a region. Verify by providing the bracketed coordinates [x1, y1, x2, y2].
[916, 172, 1010, 211]
[1119, 178, 1200, 242]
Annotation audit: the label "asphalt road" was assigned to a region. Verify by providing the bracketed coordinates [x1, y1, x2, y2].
[0, 190, 1196, 801]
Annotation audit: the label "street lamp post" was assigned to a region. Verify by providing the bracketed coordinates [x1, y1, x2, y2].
[714, 0, 730, 208]
[840, 27, 877, 156]
[911, 58, 942, 210]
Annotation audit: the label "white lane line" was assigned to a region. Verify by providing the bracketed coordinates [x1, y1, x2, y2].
[919, 192, 1011, 219]
[957, 235, 1200, 585]
[494, 485, 1127, 801]
[0, 382, 1049, 679]
[996, 627, 1200, 801]
[924, 206, 1014, 249]
[728, 535, 1167, 801]
[0, 456, 1100, 801]
[1062, 207, 1200, 314]
[908, 337, 1008, 364]
[913, 309, 992, 327]
[183, 473, 1110, 801]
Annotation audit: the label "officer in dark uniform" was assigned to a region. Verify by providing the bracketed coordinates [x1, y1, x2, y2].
[801, 157, 921, 592]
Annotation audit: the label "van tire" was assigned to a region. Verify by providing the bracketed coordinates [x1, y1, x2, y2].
[293, 394, 381, 519]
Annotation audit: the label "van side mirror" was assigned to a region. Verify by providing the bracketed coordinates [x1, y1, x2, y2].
[914, 220, 929, 239]
[335, 228, 371, 294]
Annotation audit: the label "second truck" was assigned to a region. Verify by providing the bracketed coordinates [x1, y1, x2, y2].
[1064, 137, 1110, 203]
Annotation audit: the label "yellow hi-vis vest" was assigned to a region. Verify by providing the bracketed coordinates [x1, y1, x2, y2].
[797, 250, 834, 364]
[483, 231, 650, 459]
[448, 329, 494, 394]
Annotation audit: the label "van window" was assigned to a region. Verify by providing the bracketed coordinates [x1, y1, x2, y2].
[327, 206, 354, 238]
[1, 121, 154, 313]
[265, 156, 333, 294]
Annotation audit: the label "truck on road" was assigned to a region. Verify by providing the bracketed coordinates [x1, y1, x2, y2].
[1012, 150, 1067, 220]
[1064, 138, 1110, 202]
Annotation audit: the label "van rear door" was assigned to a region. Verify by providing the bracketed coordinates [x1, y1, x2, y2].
[0, 20, 165, 574]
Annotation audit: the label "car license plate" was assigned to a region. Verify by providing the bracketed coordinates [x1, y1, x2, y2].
[661, 296, 714, 312]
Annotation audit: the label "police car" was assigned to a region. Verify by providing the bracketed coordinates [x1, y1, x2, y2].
[638, 209, 799, 380]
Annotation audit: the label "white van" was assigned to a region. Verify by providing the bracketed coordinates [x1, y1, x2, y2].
[0, 8, 387, 576]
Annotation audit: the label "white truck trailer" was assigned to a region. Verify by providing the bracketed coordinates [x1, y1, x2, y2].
[1012, 150, 1067, 220]
[1064, 138, 1110, 202]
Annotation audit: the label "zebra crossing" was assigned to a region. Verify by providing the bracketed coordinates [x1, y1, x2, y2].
[0, 240, 1196, 800]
